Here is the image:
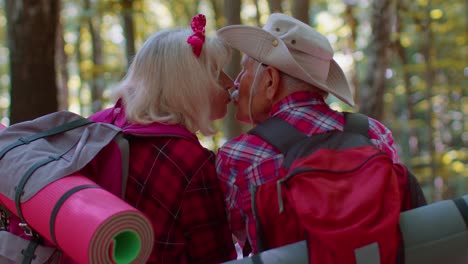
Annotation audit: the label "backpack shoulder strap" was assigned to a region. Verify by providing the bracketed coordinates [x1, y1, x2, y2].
[248, 113, 370, 154]
[248, 117, 307, 155]
[343, 112, 369, 138]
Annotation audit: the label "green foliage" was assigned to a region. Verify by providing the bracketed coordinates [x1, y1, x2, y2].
[0, 0, 8, 122]
[0, 0, 465, 199]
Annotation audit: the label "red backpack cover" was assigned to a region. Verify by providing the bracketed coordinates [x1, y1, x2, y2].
[248, 113, 425, 264]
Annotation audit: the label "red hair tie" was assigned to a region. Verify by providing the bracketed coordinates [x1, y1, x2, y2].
[187, 14, 206, 57]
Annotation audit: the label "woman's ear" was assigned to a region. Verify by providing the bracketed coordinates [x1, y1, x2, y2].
[264, 66, 280, 101]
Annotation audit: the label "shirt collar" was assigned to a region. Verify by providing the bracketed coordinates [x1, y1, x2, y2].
[270, 91, 327, 117]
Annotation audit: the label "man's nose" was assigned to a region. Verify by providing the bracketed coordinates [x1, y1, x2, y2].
[230, 90, 239, 102]
[233, 75, 241, 88]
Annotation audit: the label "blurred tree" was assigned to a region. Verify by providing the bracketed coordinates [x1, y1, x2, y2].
[56, 14, 69, 111]
[393, 0, 418, 157]
[253, 0, 261, 26]
[0, 0, 465, 198]
[343, 0, 360, 105]
[292, 0, 310, 23]
[84, 0, 104, 112]
[223, 0, 243, 140]
[267, 0, 283, 13]
[121, 0, 136, 68]
[420, 0, 437, 194]
[209, 0, 224, 27]
[5, 0, 60, 124]
[163, 0, 201, 26]
[75, 24, 86, 114]
[359, 0, 395, 120]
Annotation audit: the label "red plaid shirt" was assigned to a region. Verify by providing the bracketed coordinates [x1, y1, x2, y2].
[88, 103, 236, 263]
[122, 134, 236, 263]
[216, 91, 399, 253]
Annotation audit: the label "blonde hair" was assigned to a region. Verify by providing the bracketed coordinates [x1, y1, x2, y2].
[113, 28, 231, 136]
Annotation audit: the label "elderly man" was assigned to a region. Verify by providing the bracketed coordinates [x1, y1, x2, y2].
[215, 13, 425, 263]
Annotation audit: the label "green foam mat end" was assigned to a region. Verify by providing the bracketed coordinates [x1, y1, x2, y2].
[112, 230, 141, 264]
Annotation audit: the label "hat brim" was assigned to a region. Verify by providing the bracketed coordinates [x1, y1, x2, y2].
[217, 25, 354, 106]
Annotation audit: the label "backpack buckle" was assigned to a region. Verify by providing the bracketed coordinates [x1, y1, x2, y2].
[19, 222, 34, 237]
[277, 179, 287, 214]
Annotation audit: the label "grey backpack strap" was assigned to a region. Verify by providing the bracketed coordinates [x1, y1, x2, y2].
[343, 112, 369, 138]
[114, 134, 130, 199]
[248, 113, 370, 154]
[248, 117, 307, 155]
[0, 118, 92, 160]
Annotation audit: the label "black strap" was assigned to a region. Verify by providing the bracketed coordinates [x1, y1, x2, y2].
[248, 117, 307, 155]
[407, 169, 427, 209]
[453, 197, 468, 229]
[0, 118, 92, 160]
[250, 185, 268, 253]
[49, 184, 102, 244]
[248, 113, 369, 154]
[21, 236, 41, 264]
[15, 155, 63, 223]
[343, 112, 369, 138]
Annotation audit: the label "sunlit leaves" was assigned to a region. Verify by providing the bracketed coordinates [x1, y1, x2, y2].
[430, 9, 443, 19]
[0, 0, 464, 196]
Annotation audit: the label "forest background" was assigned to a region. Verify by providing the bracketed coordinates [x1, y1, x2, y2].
[0, 0, 466, 203]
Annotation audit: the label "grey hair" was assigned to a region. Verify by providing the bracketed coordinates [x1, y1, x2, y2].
[112, 28, 231, 136]
[279, 72, 328, 97]
[249, 56, 328, 97]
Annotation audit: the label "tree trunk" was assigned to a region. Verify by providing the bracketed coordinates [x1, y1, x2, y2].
[121, 0, 136, 68]
[394, 0, 418, 157]
[422, 0, 437, 200]
[254, 0, 261, 26]
[181, 0, 201, 23]
[56, 17, 69, 111]
[85, 0, 104, 113]
[344, 2, 360, 105]
[223, 0, 243, 139]
[76, 25, 85, 115]
[165, 1, 187, 26]
[267, 0, 283, 13]
[5, 0, 59, 124]
[209, 0, 224, 27]
[359, 0, 395, 120]
[292, 0, 310, 24]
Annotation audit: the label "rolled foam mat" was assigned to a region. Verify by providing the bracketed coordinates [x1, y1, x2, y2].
[0, 171, 154, 264]
[0, 120, 154, 264]
[0, 122, 154, 263]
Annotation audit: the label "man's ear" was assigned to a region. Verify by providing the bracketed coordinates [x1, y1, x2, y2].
[264, 66, 280, 101]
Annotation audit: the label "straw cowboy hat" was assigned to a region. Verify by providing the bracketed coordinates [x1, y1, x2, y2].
[217, 13, 355, 106]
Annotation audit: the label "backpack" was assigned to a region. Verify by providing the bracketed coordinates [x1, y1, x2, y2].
[222, 190, 468, 264]
[247, 112, 426, 264]
[0, 107, 195, 264]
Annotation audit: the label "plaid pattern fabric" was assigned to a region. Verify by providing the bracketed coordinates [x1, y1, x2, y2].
[123, 135, 236, 263]
[216, 91, 400, 252]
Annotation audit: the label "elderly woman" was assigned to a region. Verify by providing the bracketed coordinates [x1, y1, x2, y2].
[88, 14, 236, 264]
